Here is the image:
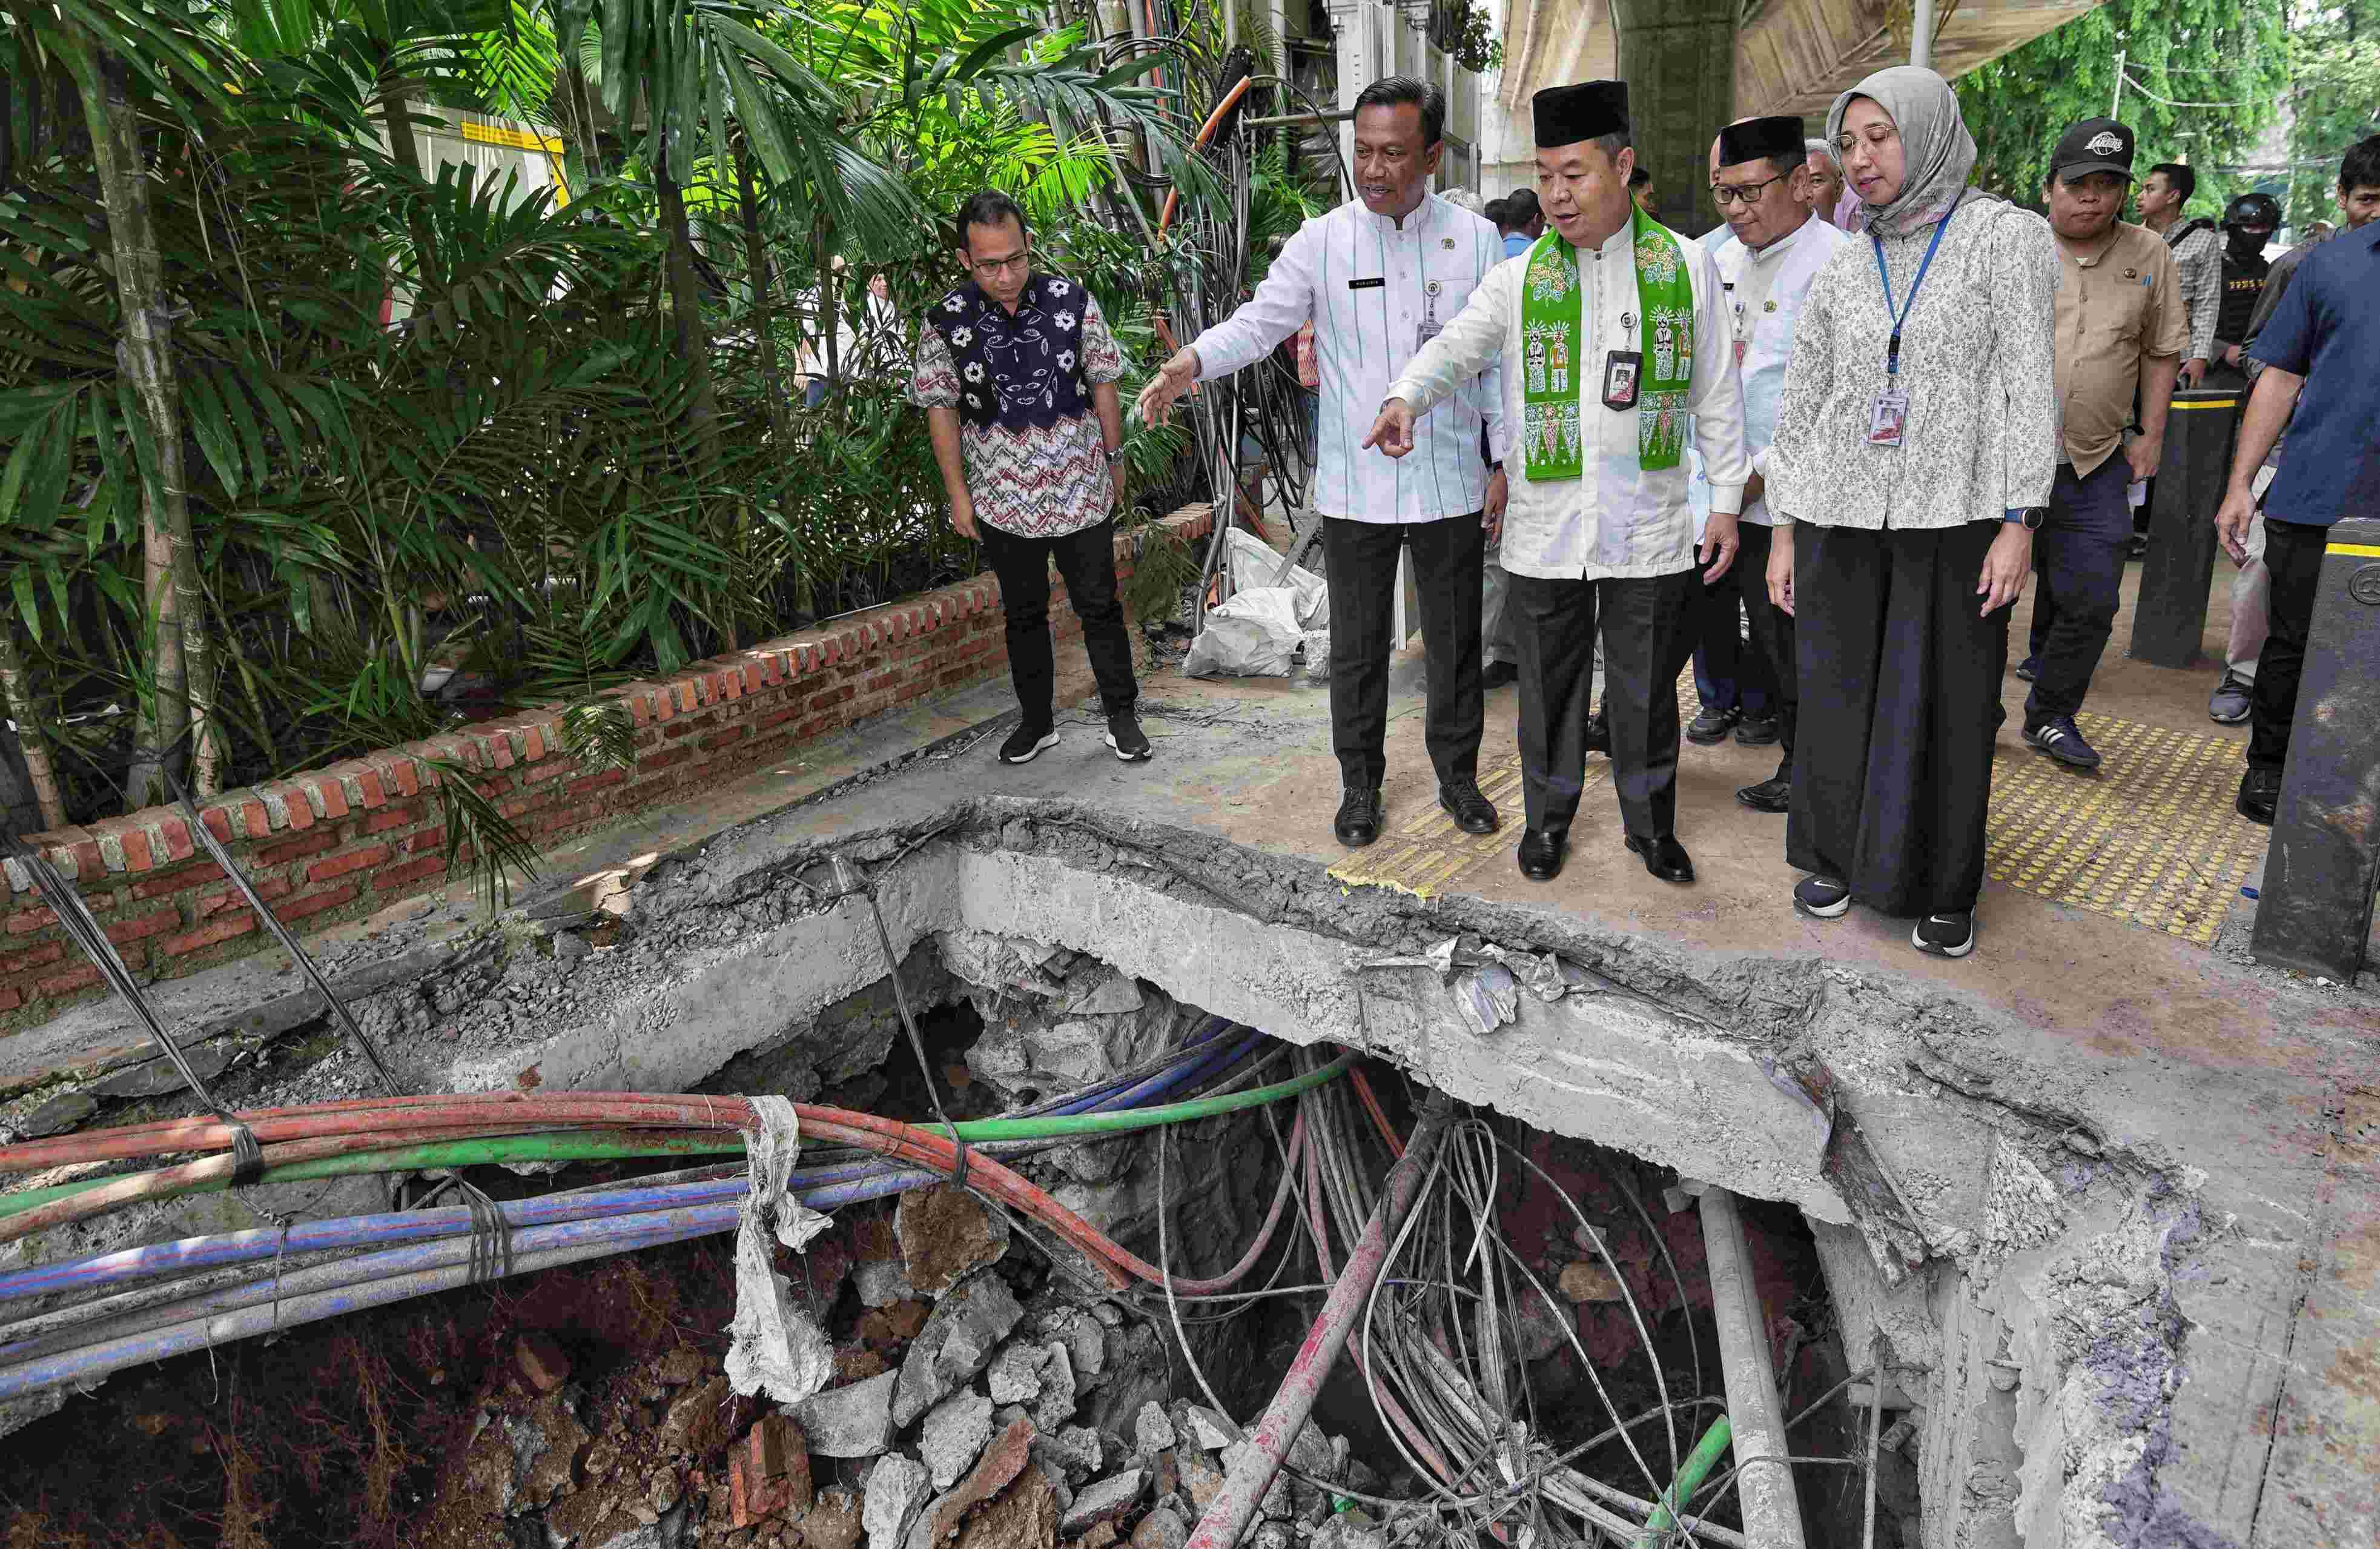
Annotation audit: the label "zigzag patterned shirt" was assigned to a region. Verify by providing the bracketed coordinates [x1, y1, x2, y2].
[911, 276, 1125, 538]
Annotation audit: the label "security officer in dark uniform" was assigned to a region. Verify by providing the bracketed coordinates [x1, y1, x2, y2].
[2210, 191, 2278, 384]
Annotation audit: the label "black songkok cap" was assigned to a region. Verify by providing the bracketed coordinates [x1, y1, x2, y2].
[1718, 116, 1806, 167]
[1534, 81, 1628, 148]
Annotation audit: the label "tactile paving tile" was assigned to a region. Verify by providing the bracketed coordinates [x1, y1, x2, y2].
[1985, 711, 2266, 944]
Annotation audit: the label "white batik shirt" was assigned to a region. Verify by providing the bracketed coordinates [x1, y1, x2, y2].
[1387, 219, 1750, 581]
[1690, 213, 1851, 526]
[1189, 194, 1507, 523]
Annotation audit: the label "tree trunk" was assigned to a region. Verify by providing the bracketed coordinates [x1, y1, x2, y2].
[735, 138, 790, 445]
[0, 628, 67, 835]
[377, 55, 443, 287]
[72, 39, 204, 810]
[655, 151, 719, 463]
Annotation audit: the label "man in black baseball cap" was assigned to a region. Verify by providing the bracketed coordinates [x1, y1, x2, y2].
[2015, 117, 2187, 772]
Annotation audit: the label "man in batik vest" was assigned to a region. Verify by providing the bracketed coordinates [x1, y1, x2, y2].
[1366, 81, 1750, 886]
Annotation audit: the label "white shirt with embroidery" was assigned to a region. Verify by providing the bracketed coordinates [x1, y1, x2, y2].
[1387, 219, 1750, 582]
[1189, 194, 1507, 524]
[1690, 213, 1851, 527]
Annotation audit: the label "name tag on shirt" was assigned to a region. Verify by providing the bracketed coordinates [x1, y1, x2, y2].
[1347, 277, 1386, 291]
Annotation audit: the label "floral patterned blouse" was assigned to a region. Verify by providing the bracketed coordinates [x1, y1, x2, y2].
[1765, 194, 2060, 531]
[910, 273, 1125, 539]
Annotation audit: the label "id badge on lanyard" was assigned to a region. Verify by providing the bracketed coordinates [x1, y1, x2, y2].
[1868, 206, 1957, 449]
[1417, 279, 1444, 350]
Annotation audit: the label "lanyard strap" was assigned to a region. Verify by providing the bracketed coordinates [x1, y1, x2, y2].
[1871, 204, 1957, 378]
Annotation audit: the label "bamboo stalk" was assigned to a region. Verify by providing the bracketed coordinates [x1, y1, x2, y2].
[0, 626, 68, 834]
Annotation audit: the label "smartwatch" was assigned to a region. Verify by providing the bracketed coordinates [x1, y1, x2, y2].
[2003, 507, 2046, 531]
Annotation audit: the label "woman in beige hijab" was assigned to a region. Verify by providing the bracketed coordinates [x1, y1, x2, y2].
[1763, 67, 2059, 960]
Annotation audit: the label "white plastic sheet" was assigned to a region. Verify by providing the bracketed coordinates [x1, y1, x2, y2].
[723, 1096, 837, 1404]
[1180, 528, 1330, 679]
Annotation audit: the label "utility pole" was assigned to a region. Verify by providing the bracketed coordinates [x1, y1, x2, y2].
[1909, 0, 1935, 68]
[2111, 48, 2127, 118]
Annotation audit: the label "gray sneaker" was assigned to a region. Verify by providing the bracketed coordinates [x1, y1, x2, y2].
[2208, 671, 2253, 725]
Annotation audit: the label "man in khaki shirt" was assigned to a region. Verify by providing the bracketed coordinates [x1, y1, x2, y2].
[2018, 118, 2187, 771]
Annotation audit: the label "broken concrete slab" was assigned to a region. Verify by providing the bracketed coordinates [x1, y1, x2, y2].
[920, 1390, 996, 1491]
[863, 1454, 931, 1549]
[1057, 1468, 1145, 1537]
[1131, 1401, 1176, 1458]
[985, 1342, 1045, 1405]
[792, 1370, 898, 1459]
[893, 1272, 1025, 1428]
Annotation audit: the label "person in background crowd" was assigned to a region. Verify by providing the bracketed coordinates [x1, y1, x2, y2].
[2211, 192, 2279, 382]
[2205, 144, 2380, 725]
[1496, 189, 1546, 257]
[913, 191, 1150, 767]
[2011, 119, 2185, 772]
[1442, 187, 1487, 216]
[1370, 79, 1750, 889]
[2136, 162, 2220, 386]
[1765, 66, 2058, 959]
[1630, 163, 1659, 217]
[1806, 138, 1847, 226]
[1138, 78, 1510, 849]
[1692, 114, 1851, 817]
[1682, 131, 1777, 754]
[2215, 134, 2380, 825]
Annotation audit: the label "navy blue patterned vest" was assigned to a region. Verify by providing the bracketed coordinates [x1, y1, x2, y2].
[924, 274, 1091, 433]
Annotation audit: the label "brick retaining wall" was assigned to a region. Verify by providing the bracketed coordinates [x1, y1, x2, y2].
[0, 506, 1212, 1032]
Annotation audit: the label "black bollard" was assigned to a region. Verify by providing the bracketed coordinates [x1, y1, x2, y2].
[2251, 516, 2380, 984]
[2127, 383, 2243, 669]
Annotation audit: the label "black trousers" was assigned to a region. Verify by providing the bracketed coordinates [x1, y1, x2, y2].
[2024, 457, 2133, 723]
[1788, 521, 2009, 917]
[1510, 567, 1696, 842]
[979, 517, 1139, 725]
[1711, 524, 1796, 771]
[1321, 514, 1486, 791]
[2247, 517, 2330, 772]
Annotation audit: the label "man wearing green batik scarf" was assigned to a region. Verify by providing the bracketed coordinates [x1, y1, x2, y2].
[1368, 80, 1750, 889]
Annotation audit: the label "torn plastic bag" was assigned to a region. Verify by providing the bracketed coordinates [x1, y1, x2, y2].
[1221, 526, 1326, 626]
[1182, 586, 1306, 678]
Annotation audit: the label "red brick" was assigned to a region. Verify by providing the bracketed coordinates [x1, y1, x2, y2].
[372, 855, 448, 892]
[674, 681, 698, 714]
[200, 806, 237, 844]
[105, 909, 182, 946]
[756, 705, 801, 731]
[279, 883, 359, 923]
[257, 830, 339, 867]
[641, 747, 692, 774]
[808, 685, 855, 712]
[354, 768, 388, 808]
[521, 723, 548, 761]
[5, 905, 57, 935]
[363, 804, 424, 835]
[0, 985, 19, 1012]
[1, 942, 62, 974]
[160, 914, 257, 958]
[309, 845, 391, 884]
[270, 784, 315, 832]
[701, 725, 751, 752]
[309, 775, 350, 820]
[406, 829, 443, 854]
[237, 800, 271, 839]
[119, 828, 156, 872]
[51, 829, 104, 880]
[199, 876, 290, 917]
[376, 756, 421, 797]
[479, 734, 516, 771]
[663, 718, 704, 740]
[133, 861, 222, 900]
[36, 965, 100, 998]
[653, 685, 676, 721]
[567, 769, 629, 798]
[156, 814, 196, 863]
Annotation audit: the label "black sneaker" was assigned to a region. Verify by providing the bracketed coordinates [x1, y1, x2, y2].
[1685, 706, 1739, 745]
[1734, 714, 1781, 747]
[2236, 768, 2280, 826]
[1583, 704, 1611, 755]
[1103, 708, 1152, 763]
[2207, 671, 2253, 725]
[1000, 723, 1058, 764]
[2023, 715, 2102, 770]
[1793, 875, 1851, 919]
[2012, 657, 2040, 683]
[1913, 911, 1976, 958]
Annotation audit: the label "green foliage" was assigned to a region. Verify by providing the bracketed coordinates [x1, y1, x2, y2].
[1957, 0, 2289, 213]
[2286, 4, 2380, 222]
[1430, 0, 1504, 76]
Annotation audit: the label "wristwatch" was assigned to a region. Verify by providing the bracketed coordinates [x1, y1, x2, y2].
[1103, 446, 1125, 466]
[2003, 507, 2046, 531]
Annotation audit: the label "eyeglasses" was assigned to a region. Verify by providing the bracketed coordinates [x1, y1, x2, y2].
[970, 253, 1029, 277]
[1711, 174, 1788, 207]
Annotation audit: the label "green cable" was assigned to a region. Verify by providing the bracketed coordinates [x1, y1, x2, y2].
[1631, 1416, 1733, 1548]
[0, 1051, 1354, 1221]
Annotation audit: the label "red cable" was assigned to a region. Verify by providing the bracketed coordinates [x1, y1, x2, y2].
[1157, 73, 1254, 239]
[1350, 1067, 1405, 1159]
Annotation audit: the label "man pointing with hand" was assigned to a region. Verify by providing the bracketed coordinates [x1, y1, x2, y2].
[1367, 80, 1749, 887]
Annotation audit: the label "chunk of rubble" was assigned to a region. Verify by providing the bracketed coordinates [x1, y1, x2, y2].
[1177, 1403, 1235, 1453]
[1131, 1401, 1177, 1457]
[1130, 1504, 1189, 1549]
[893, 1273, 1026, 1428]
[910, 1416, 1037, 1549]
[1057, 1468, 1146, 1537]
[985, 1342, 1046, 1405]
[1309, 1512, 1386, 1549]
[1028, 1423, 1103, 1484]
[1031, 1341, 1079, 1431]
[793, 1369, 899, 1458]
[920, 1390, 996, 1490]
[897, 1185, 1012, 1296]
[864, 1454, 932, 1549]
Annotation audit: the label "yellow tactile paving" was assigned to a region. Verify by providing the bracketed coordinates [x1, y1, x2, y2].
[1327, 751, 1572, 898]
[1986, 711, 2265, 945]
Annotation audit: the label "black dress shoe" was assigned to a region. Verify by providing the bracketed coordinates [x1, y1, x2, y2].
[1480, 660, 1519, 689]
[1685, 706, 1739, 745]
[1439, 779, 1500, 835]
[1516, 829, 1565, 881]
[2236, 768, 2280, 826]
[1624, 833, 1696, 884]
[1335, 786, 1384, 847]
[1735, 775, 1791, 814]
[1583, 705, 1611, 755]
